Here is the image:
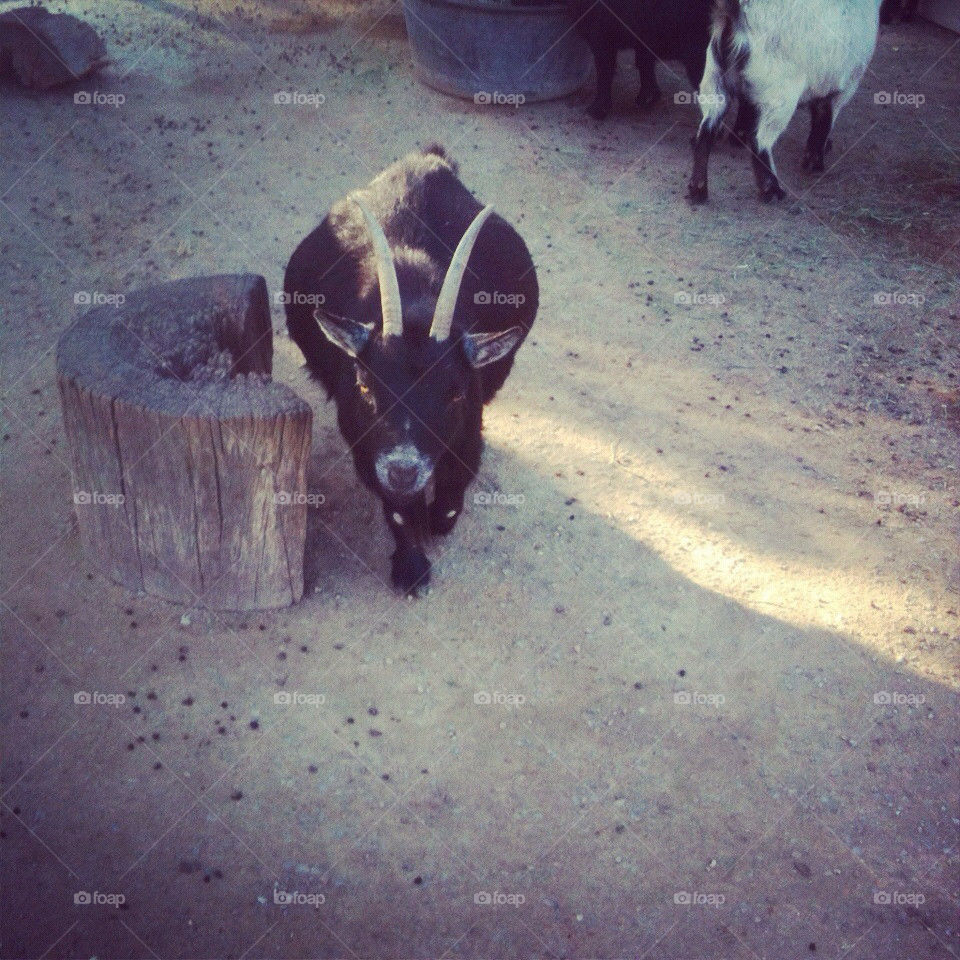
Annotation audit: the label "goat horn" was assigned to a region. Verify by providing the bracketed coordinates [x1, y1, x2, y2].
[353, 195, 403, 339]
[430, 205, 494, 342]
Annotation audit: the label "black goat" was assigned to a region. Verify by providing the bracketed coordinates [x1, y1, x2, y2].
[284, 146, 538, 593]
[571, 0, 717, 120]
[570, 0, 753, 146]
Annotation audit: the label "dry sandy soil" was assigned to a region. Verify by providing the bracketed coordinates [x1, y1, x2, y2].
[1, 1, 958, 958]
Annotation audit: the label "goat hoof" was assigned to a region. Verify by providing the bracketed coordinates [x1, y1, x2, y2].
[391, 550, 431, 595]
[759, 181, 785, 203]
[430, 502, 460, 536]
[586, 101, 610, 121]
[688, 182, 709, 205]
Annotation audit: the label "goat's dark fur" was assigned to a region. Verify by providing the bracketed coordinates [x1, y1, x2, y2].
[570, 0, 716, 119]
[880, 0, 919, 22]
[284, 146, 538, 593]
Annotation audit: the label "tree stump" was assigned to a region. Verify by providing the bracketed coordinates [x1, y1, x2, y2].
[57, 274, 313, 610]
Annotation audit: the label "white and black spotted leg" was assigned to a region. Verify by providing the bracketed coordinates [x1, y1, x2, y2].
[688, 46, 732, 204]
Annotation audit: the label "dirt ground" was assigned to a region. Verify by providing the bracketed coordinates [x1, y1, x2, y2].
[1, 1, 958, 958]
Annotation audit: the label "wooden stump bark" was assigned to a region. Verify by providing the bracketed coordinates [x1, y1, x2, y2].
[57, 274, 313, 610]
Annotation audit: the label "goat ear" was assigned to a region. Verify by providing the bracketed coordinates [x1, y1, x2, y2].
[461, 326, 524, 369]
[314, 309, 373, 358]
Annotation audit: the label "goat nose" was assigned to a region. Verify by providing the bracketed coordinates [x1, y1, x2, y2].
[387, 462, 418, 491]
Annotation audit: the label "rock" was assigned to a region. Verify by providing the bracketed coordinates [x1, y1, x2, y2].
[0, 6, 107, 90]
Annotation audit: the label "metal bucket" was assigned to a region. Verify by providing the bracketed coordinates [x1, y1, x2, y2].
[401, 0, 592, 103]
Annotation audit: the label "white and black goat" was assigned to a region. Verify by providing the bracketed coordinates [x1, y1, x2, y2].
[689, 0, 882, 203]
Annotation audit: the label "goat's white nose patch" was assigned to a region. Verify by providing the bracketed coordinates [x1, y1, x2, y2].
[375, 444, 433, 494]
